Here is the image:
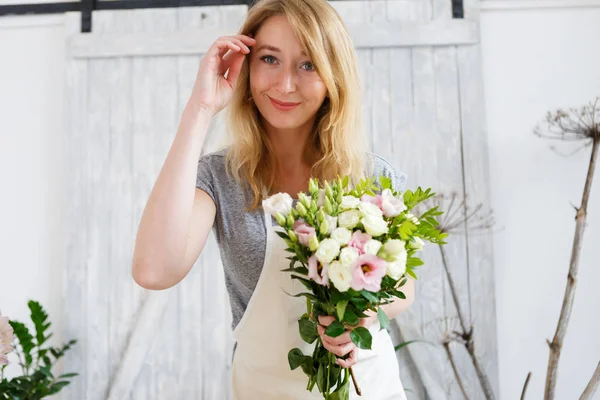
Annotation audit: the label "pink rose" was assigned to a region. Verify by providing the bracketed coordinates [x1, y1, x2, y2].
[0, 315, 14, 366]
[348, 230, 372, 255]
[293, 220, 317, 247]
[308, 255, 329, 286]
[361, 194, 383, 209]
[350, 254, 387, 292]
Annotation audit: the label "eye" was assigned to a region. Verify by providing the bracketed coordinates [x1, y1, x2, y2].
[301, 61, 315, 71]
[260, 55, 278, 65]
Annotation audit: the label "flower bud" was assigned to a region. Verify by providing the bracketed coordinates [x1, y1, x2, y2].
[309, 178, 319, 195]
[324, 182, 334, 199]
[324, 197, 334, 215]
[287, 229, 298, 243]
[319, 220, 329, 236]
[308, 235, 320, 251]
[287, 213, 295, 227]
[296, 202, 308, 217]
[274, 212, 286, 227]
[317, 210, 325, 223]
[298, 192, 311, 209]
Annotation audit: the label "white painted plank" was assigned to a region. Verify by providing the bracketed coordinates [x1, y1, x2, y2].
[62, 11, 88, 400]
[458, 42, 500, 397]
[433, 44, 480, 399]
[67, 19, 479, 58]
[85, 48, 112, 400]
[106, 291, 172, 400]
[370, 1, 394, 164]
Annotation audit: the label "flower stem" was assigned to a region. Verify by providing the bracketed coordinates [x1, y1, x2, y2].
[349, 366, 362, 396]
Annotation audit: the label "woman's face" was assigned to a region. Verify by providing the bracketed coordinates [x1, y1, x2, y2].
[249, 15, 328, 132]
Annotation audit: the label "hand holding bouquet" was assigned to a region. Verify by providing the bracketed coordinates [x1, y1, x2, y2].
[262, 175, 447, 399]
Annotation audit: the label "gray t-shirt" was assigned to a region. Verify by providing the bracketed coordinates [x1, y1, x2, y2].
[196, 148, 407, 331]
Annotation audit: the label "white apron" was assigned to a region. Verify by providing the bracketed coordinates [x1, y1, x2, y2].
[231, 208, 407, 400]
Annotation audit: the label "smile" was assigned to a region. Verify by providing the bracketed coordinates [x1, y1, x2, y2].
[268, 96, 301, 111]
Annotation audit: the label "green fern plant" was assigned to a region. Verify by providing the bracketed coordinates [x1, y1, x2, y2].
[0, 300, 77, 399]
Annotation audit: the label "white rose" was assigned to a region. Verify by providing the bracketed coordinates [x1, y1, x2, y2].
[328, 260, 353, 292]
[409, 237, 424, 251]
[331, 227, 352, 246]
[363, 239, 383, 255]
[262, 193, 294, 217]
[378, 239, 407, 262]
[361, 215, 389, 237]
[339, 246, 359, 267]
[338, 210, 361, 229]
[324, 214, 338, 235]
[386, 248, 408, 280]
[340, 195, 360, 210]
[381, 189, 407, 218]
[358, 201, 383, 218]
[315, 238, 341, 264]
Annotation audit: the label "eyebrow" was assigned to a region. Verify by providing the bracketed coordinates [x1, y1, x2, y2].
[255, 44, 307, 57]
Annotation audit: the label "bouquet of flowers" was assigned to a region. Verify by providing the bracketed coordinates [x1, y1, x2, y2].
[262, 175, 447, 399]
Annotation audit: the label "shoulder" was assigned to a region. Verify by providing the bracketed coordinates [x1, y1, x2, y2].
[365, 152, 408, 192]
[199, 147, 228, 165]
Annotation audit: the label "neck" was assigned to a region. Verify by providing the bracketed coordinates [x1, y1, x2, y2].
[264, 119, 316, 174]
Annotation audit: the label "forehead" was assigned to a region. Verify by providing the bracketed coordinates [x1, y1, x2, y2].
[254, 15, 307, 54]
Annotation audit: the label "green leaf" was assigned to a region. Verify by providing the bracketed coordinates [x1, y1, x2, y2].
[377, 308, 390, 331]
[58, 373, 78, 379]
[298, 317, 319, 344]
[407, 257, 424, 267]
[360, 290, 379, 303]
[342, 175, 349, 189]
[288, 348, 306, 370]
[324, 321, 345, 338]
[349, 297, 368, 309]
[336, 300, 348, 321]
[350, 327, 372, 350]
[276, 231, 290, 239]
[342, 308, 359, 326]
[9, 320, 35, 368]
[330, 375, 350, 400]
[394, 340, 422, 351]
[316, 362, 326, 393]
[405, 268, 418, 280]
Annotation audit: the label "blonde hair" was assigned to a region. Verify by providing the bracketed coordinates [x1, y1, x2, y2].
[225, 0, 368, 210]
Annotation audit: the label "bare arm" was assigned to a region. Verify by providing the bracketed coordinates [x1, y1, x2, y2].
[131, 34, 255, 290]
[132, 105, 215, 290]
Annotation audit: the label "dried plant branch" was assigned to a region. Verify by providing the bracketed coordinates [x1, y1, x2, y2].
[520, 372, 532, 400]
[579, 361, 600, 400]
[538, 98, 600, 400]
[443, 340, 470, 400]
[425, 196, 497, 400]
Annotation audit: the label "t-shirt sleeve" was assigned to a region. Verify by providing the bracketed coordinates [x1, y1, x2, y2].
[372, 154, 408, 193]
[196, 156, 217, 204]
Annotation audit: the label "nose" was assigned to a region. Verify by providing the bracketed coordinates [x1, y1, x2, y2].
[275, 65, 298, 94]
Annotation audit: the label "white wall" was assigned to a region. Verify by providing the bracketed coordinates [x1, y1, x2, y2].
[0, 15, 67, 380]
[480, 2, 600, 399]
[1, 3, 600, 399]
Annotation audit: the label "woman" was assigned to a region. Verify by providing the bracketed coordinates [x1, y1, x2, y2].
[133, 0, 415, 398]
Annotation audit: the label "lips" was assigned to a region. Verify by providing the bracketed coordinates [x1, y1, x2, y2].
[268, 96, 301, 111]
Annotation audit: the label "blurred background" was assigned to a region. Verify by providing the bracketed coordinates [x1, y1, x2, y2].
[1, 0, 599, 399]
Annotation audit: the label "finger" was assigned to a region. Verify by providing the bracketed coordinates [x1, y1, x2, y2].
[336, 349, 358, 368]
[219, 50, 244, 76]
[235, 34, 256, 45]
[324, 331, 352, 346]
[225, 52, 246, 86]
[318, 316, 335, 326]
[325, 341, 356, 358]
[212, 41, 242, 61]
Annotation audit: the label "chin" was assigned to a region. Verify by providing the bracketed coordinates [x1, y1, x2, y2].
[261, 110, 308, 131]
